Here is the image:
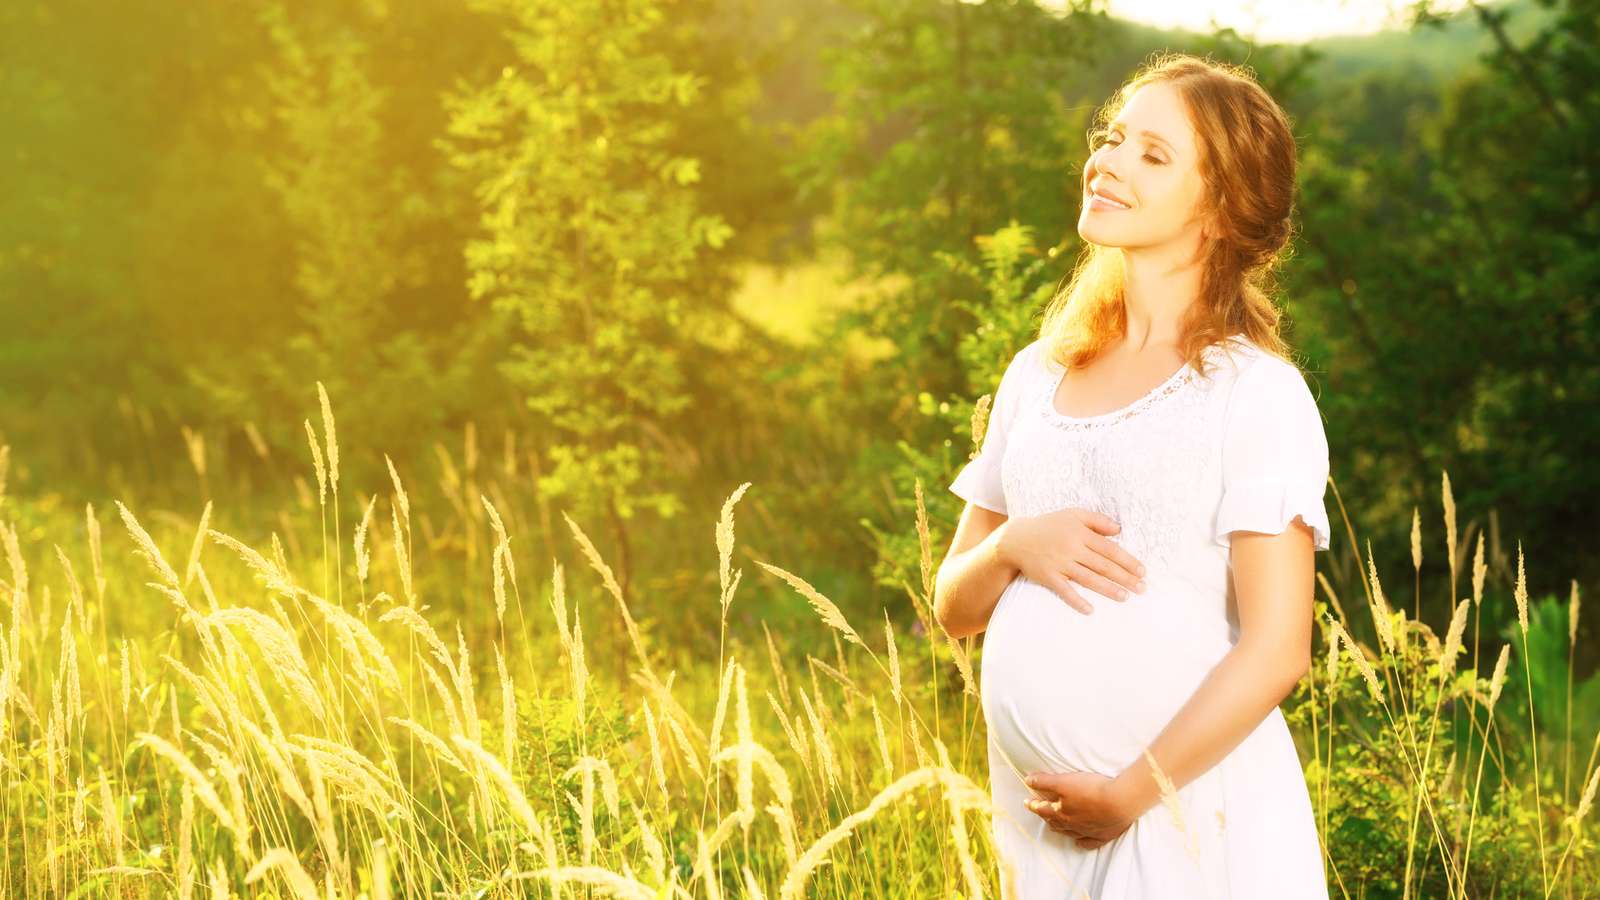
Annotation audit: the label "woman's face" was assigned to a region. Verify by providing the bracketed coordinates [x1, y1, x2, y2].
[1076, 81, 1210, 254]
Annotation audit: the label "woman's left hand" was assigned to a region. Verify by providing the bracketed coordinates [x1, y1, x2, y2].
[1022, 770, 1135, 850]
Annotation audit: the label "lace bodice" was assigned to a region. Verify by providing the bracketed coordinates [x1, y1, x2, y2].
[1037, 353, 1200, 431]
[1002, 345, 1222, 574]
[950, 335, 1331, 586]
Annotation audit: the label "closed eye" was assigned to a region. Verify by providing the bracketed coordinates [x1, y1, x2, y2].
[1092, 132, 1166, 165]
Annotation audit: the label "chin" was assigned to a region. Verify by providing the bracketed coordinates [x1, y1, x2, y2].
[1076, 220, 1121, 248]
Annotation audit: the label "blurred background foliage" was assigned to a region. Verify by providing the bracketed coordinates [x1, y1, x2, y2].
[0, 0, 1594, 675]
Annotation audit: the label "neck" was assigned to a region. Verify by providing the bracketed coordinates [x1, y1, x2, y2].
[1117, 241, 1204, 351]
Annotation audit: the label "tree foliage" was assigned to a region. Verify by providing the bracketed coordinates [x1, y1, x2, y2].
[1287, 0, 1600, 582]
[441, 0, 750, 590]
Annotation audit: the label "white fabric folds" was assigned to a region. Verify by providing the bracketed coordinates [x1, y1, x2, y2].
[1211, 354, 1332, 552]
[948, 342, 1035, 515]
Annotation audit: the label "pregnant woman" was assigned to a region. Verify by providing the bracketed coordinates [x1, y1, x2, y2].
[935, 54, 1332, 899]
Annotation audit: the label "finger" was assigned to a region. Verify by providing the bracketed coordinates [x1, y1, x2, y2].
[1086, 536, 1148, 590]
[1083, 512, 1122, 536]
[1042, 574, 1093, 615]
[1066, 562, 1132, 603]
[1026, 798, 1064, 818]
[1076, 544, 1144, 595]
[1028, 799, 1075, 832]
[1024, 781, 1070, 810]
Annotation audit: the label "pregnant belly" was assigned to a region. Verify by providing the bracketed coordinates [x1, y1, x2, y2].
[980, 574, 1225, 780]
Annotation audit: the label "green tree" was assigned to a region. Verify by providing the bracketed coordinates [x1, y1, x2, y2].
[0, 0, 517, 491]
[185, 1, 508, 482]
[0, 1, 197, 474]
[442, 0, 744, 594]
[788, 0, 1106, 598]
[795, 0, 1104, 363]
[1288, 0, 1600, 590]
[872, 221, 1060, 596]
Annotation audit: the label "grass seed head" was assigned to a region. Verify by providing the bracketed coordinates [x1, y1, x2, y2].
[1514, 541, 1529, 635]
[1571, 580, 1581, 649]
[1472, 532, 1487, 606]
[755, 560, 866, 650]
[303, 419, 326, 507]
[1442, 470, 1457, 572]
[1488, 643, 1511, 709]
[316, 381, 338, 494]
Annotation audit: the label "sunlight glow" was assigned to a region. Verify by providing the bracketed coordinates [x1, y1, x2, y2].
[1062, 0, 1475, 43]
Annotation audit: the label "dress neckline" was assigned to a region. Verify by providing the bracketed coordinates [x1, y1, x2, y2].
[1039, 353, 1197, 428]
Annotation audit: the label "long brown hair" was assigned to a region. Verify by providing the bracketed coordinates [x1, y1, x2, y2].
[1039, 52, 1301, 377]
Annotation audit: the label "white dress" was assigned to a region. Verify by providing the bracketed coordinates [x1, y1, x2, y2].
[949, 335, 1332, 900]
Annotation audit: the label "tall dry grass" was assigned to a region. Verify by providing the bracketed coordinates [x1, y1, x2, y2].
[0, 400, 1009, 898]
[1307, 473, 1600, 898]
[0, 393, 1595, 898]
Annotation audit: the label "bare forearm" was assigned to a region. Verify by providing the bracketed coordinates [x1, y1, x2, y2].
[1111, 641, 1308, 817]
[934, 523, 1020, 639]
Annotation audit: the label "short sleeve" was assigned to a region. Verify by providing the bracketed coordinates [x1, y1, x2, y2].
[948, 341, 1037, 515]
[1213, 357, 1332, 552]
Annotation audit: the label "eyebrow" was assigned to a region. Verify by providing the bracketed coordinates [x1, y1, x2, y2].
[1108, 122, 1174, 154]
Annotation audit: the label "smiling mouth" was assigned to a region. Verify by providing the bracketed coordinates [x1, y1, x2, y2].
[1087, 190, 1132, 211]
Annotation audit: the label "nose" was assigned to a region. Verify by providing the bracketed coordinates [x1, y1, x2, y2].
[1091, 143, 1123, 185]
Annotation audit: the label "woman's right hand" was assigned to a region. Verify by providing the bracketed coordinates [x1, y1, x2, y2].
[996, 508, 1147, 615]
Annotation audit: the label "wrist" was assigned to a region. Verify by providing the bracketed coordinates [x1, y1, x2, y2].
[1110, 760, 1161, 820]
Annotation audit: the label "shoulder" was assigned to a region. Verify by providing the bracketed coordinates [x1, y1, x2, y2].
[1202, 336, 1311, 396]
[1202, 337, 1326, 438]
[1002, 337, 1056, 388]
[1208, 345, 1328, 468]
[1016, 337, 1051, 370]
[982, 337, 1052, 420]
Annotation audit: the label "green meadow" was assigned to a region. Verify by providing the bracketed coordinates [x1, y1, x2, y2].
[2, 0, 1596, 896]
